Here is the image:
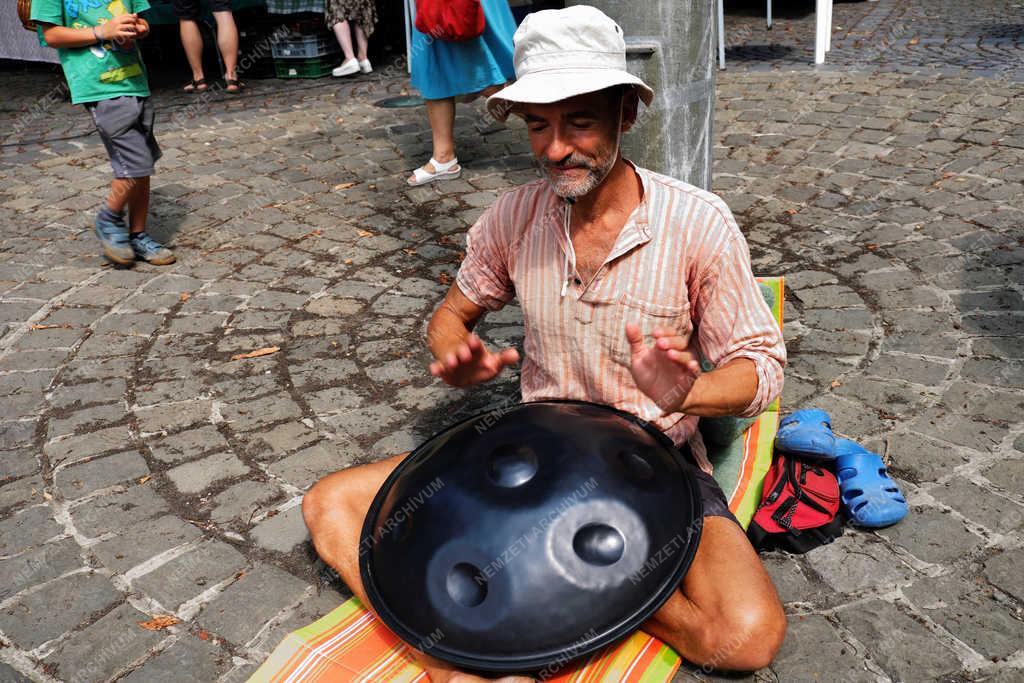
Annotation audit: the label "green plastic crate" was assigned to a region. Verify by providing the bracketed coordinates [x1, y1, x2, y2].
[274, 54, 338, 79]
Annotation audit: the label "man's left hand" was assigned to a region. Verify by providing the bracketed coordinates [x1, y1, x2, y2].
[625, 322, 702, 414]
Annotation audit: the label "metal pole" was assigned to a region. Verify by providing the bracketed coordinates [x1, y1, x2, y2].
[567, 0, 716, 191]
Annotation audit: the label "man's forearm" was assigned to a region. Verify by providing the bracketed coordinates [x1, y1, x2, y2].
[426, 299, 475, 361]
[678, 357, 758, 417]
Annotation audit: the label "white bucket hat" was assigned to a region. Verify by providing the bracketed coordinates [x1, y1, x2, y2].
[486, 5, 655, 122]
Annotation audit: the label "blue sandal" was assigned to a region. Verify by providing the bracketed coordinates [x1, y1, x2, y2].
[775, 409, 838, 462]
[835, 439, 908, 528]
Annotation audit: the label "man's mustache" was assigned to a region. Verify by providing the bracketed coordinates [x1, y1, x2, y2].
[540, 155, 598, 172]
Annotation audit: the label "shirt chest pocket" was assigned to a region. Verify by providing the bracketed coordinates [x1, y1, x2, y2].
[579, 293, 692, 368]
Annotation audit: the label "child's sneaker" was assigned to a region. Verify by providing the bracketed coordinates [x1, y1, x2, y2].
[130, 232, 176, 265]
[95, 210, 134, 266]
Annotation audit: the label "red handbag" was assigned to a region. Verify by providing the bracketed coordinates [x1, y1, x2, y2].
[415, 0, 486, 42]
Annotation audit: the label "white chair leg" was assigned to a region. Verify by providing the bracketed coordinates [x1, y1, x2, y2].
[718, 0, 726, 69]
[767, 0, 772, 29]
[814, 0, 826, 63]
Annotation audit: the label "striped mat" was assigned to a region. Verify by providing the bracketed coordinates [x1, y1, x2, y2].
[248, 597, 680, 683]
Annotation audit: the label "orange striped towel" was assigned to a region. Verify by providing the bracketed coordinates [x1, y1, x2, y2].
[248, 597, 680, 683]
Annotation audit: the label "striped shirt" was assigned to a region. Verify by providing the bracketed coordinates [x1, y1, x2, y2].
[456, 163, 786, 472]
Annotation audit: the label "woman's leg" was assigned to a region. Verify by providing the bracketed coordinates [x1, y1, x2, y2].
[408, 97, 458, 182]
[332, 20, 356, 62]
[213, 10, 239, 83]
[354, 24, 369, 62]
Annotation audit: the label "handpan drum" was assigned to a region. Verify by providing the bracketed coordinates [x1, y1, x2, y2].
[359, 400, 703, 673]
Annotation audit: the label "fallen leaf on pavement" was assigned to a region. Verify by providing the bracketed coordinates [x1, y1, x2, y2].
[402, 248, 417, 256]
[30, 324, 68, 330]
[138, 475, 151, 485]
[230, 346, 280, 361]
[334, 182, 356, 190]
[908, 37, 919, 45]
[343, 258, 353, 265]
[138, 615, 180, 631]
[356, 229, 374, 238]
[180, 292, 191, 302]
[198, 630, 210, 641]
[830, 379, 842, 389]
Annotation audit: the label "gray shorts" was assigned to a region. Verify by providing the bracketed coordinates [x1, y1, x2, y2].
[86, 96, 162, 178]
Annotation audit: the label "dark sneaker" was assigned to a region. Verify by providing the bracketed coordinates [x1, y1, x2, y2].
[130, 232, 176, 265]
[95, 211, 134, 265]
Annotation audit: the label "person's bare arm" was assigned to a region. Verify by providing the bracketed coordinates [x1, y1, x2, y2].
[626, 324, 757, 418]
[426, 284, 519, 387]
[40, 14, 139, 48]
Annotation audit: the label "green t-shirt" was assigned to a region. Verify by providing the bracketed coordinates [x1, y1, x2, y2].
[31, 0, 152, 105]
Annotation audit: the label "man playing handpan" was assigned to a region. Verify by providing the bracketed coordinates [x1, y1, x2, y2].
[304, 6, 787, 681]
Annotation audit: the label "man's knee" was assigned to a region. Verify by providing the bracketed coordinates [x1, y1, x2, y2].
[703, 599, 787, 671]
[302, 471, 356, 536]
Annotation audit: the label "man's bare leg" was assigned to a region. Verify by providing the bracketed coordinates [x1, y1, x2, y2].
[303, 456, 533, 682]
[642, 516, 786, 671]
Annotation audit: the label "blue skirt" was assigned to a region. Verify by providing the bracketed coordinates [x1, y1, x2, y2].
[410, 0, 517, 101]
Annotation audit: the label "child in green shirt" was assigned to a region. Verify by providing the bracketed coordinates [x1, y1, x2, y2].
[31, 0, 175, 266]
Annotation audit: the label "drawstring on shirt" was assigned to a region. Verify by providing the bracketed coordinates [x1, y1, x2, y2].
[561, 200, 576, 297]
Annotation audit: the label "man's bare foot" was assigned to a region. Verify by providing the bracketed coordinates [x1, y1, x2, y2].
[407, 647, 534, 682]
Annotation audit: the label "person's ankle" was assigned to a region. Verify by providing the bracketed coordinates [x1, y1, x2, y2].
[433, 151, 456, 164]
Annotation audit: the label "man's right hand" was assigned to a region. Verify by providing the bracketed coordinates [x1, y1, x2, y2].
[428, 334, 520, 388]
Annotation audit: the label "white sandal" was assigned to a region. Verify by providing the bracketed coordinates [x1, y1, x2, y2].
[407, 157, 462, 186]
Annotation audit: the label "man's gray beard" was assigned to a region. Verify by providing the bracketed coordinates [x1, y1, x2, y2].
[538, 152, 617, 199]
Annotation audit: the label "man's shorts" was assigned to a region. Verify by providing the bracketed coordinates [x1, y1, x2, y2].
[86, 96, 161, 179]
[172, 0, 232, 20]
[678, 443, 741, 526]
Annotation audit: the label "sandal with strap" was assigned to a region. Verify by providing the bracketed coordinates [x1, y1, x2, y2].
[407, 157, 461, 186]
[835, 439, 908, 528]
[183, 78, 208, 93]
[775, 409, 838, 463]
[225, 78, 245, 94]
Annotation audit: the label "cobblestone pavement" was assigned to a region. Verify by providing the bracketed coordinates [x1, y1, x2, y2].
[1, 0, 1022, 681]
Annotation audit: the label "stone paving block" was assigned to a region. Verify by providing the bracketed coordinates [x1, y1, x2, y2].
[134, 399, 212, 433]
[886, 430, 969, 483]
[238, 420, 321, 461]
[982, 458, 1024, 498]
[879, 507, 982, 565]
[961, 357, 1024, 389]
[0, 571, 121, 650]
[909, 409, 1009, 453]
[209, 480, 284, 525]
[121, 634, 232, 683]
[0, 538, 82, 602]
[147, 425, 229, 464]
[941, 381, 1024, 424]
[289, 358, 359, 389]
[0, 662, 31, 682]
[803, 533, 913, 595]
[91, 515, 203, 573]
[0, 505, 62, 555]
[44, 602, 163, 683]
[47, 403, 128, 440]
[304, 386, 363, 416]
[132, 540, 248, 610]
[836, 599, 961, 681]
[864, 353, 951, 386]
[69, 484, 170, 537]
[931, 479, 1024, 534]
[984, 549, 1024, 602]
[166, 451, 250, 495]
[44, 425, 131, 463]
[55, 451, 149, 499]
[220, 394, 302, 431]
[0, 472, 45, 512]
[772, 614, 876, 682]
[249, 504, 310, 553]
[903, 572, 1022, 659]
[248, 585, 349, 656]
[135, 378, 207, 408]
[198, 563, 310, 646]
[0, 446, 40, 483]
[267, 442, 356, 490]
